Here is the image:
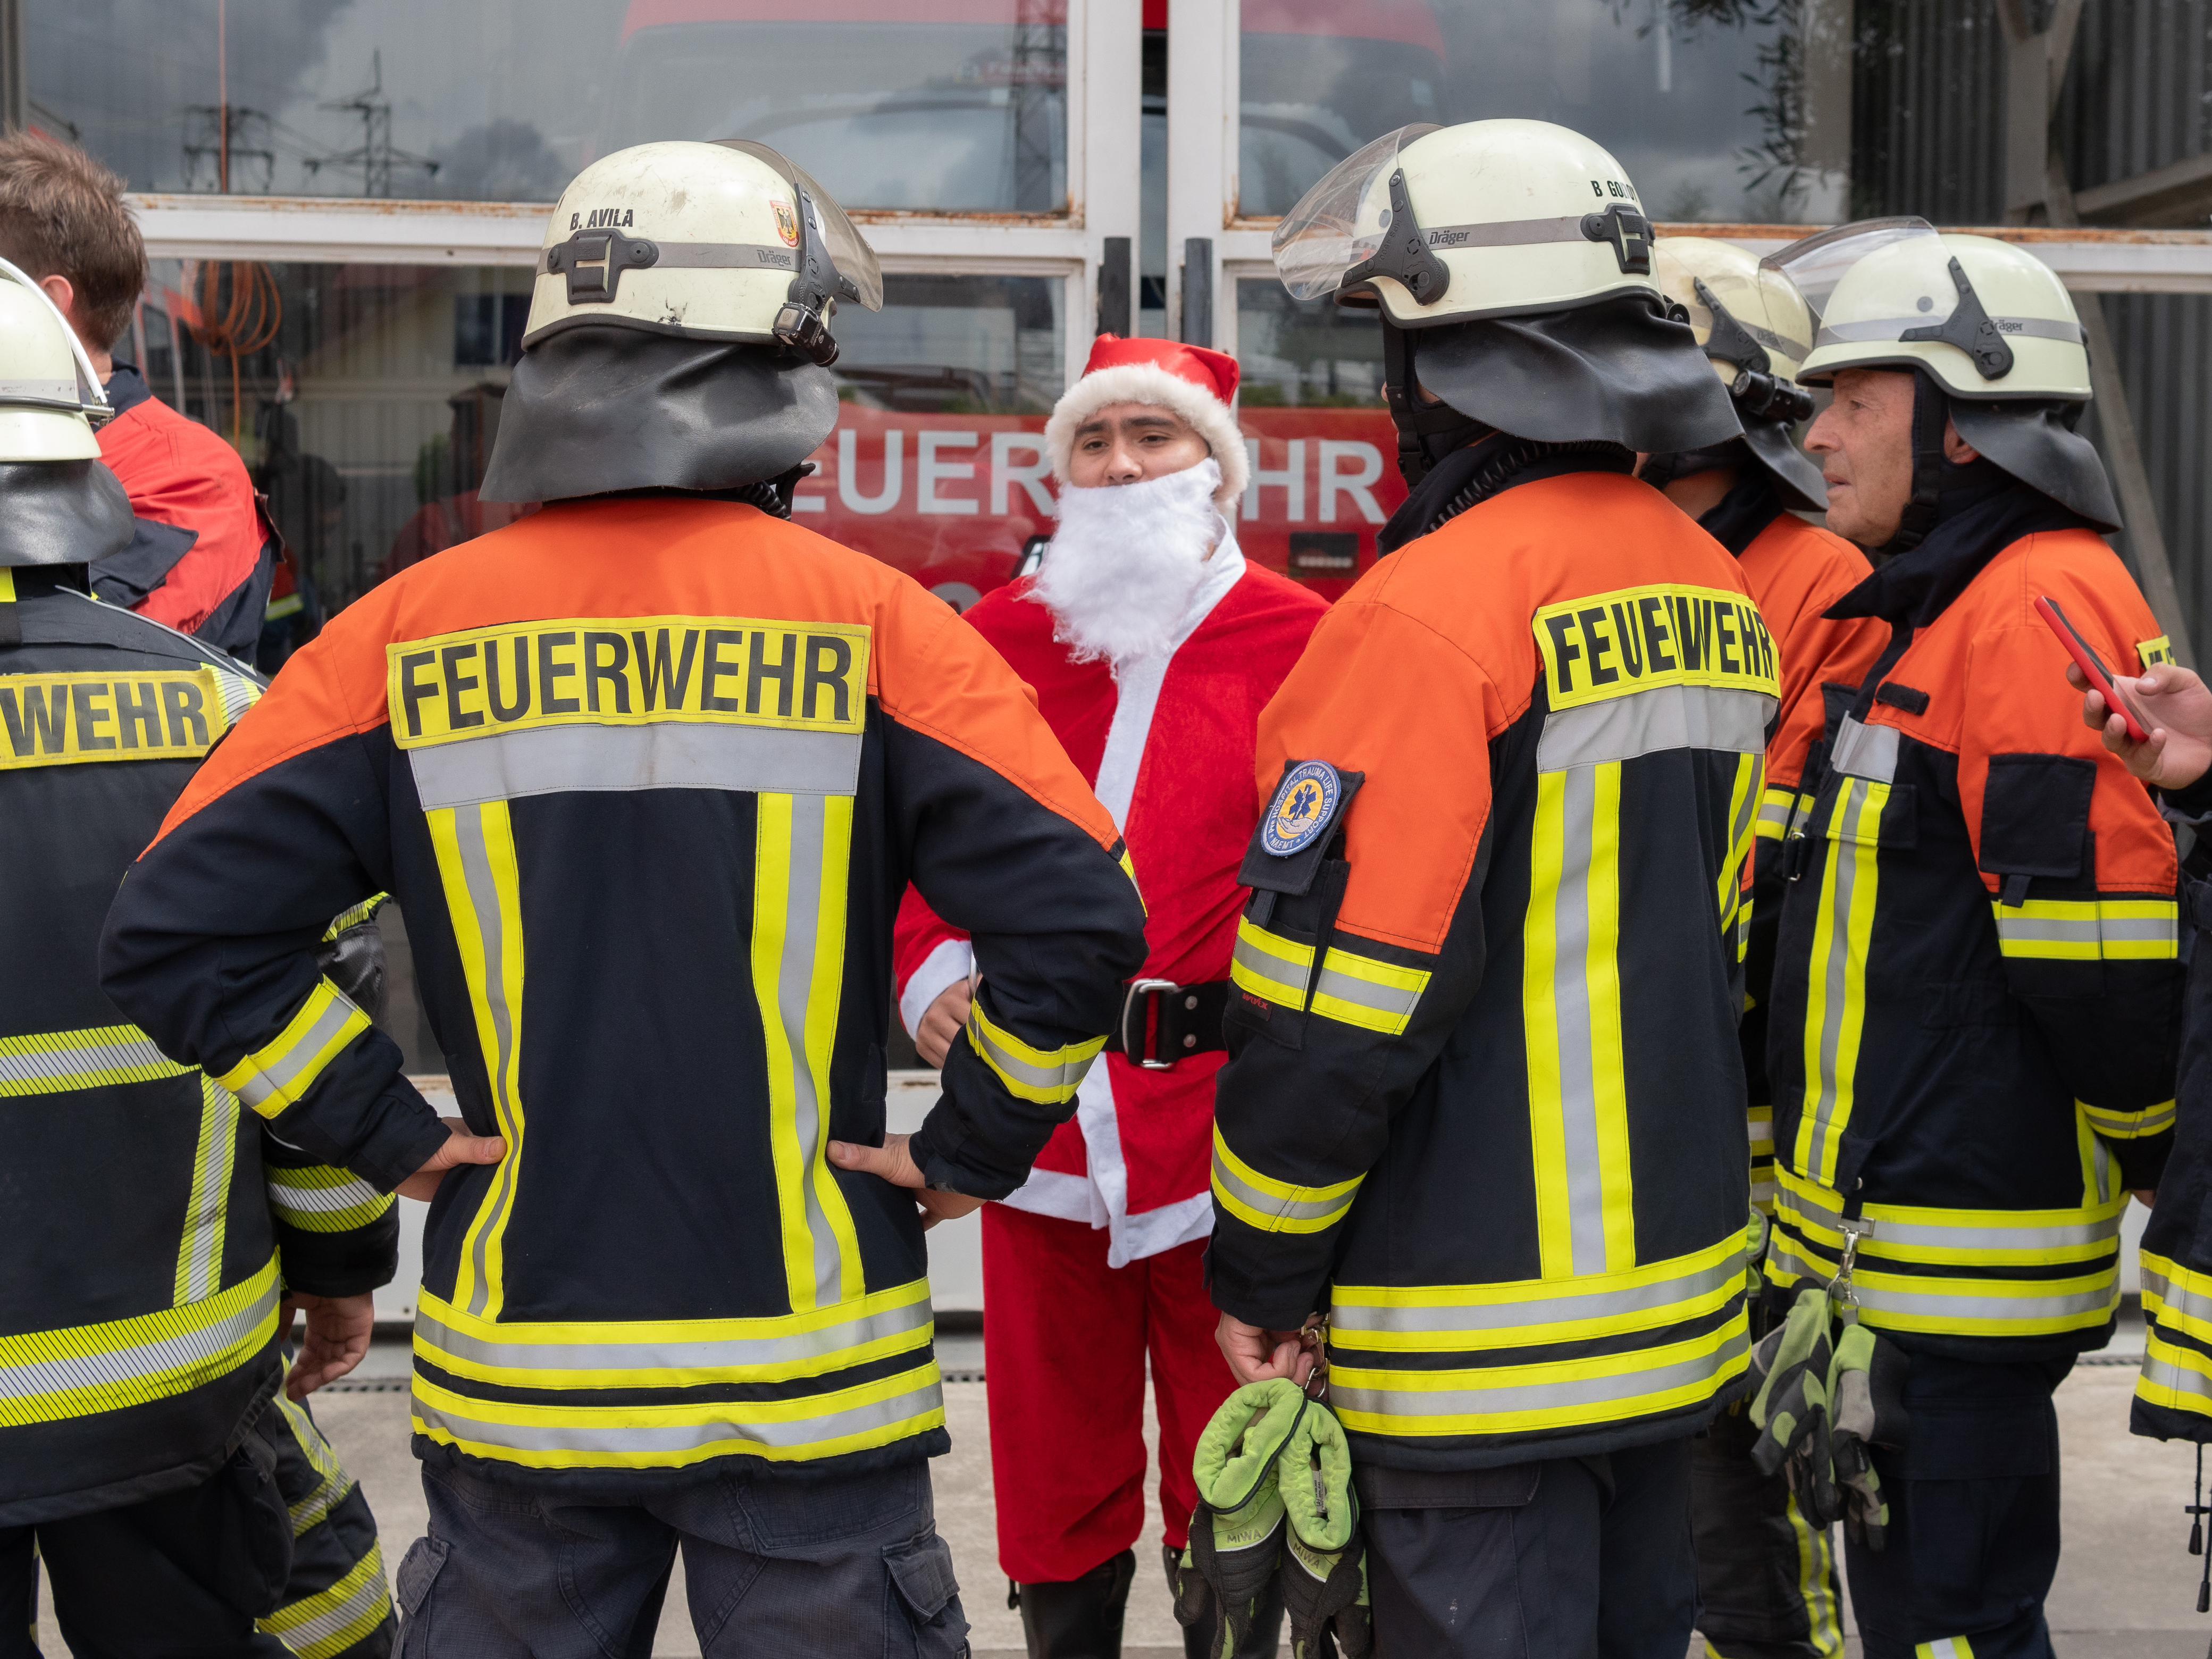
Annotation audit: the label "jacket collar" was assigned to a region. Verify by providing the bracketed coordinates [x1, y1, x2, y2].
[102, 362, 154, 421]
[1828, 468, 2087, 629]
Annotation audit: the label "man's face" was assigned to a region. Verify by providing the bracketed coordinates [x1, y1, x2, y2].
[1067, 403, 1211, 488]
[1803, 367, 1919, 547]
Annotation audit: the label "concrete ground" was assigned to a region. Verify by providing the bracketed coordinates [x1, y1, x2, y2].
[31, 1325, 2208, 1657]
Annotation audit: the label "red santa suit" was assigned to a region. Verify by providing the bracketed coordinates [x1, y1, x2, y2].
[894, 339, 1326, 1589]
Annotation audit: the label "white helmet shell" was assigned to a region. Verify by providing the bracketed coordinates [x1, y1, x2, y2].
[0, 256, 112, 463]
[521, 140, 882, 362]
[1653, 237, 1816, 388]
[1787, 229, 2089, 400]
[1273, 119, 1661, 327]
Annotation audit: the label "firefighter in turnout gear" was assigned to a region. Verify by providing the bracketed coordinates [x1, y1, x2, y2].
[1210, 119, 1767, 1655]
[0, 259, 395, 1655]
[98, 143, 1148, 1657]
[1761, 222, 2182, 1659]
[1645, 235, 1888, 1659]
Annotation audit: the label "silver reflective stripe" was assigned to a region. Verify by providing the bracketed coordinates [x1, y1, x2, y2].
[409, 722, 861, 809]
[2144, 1260, 2212, 1328]
[1995, 912, 2176, 949]
[1420, 214, 1593, 249]
[1770, 1237, 2116, 1324]
[0, 1275, 276, 1401]
[1311, 958, 1421, 1027]
[1537, 684, 1771, 772]
[542, 240, 799, 273]
[0, 378, 81, 401]
[266, 1556, 388, 1648]
[1329, 1249, 1743, 1338]
[416, 1295, 931, 1379]
[1210, 1149, 1350, 1228]
[266, 1169, 384, 1215]
[767, 791, 848, 1307]
[1231, 928, 1308, 1006]
[1816, 315, 2086, 346]
[1757, 796, 1794, 832]
[1547, 765, 1609, 1276]
[229, 992, 364, 1113]
[451, 805, 521, 1320]
[1784, 1182, 2120, 1254]
[0, 1027, 185, 1093]
[1330, 1330, 1749, 1423]
[413, 1371, 945, 1455]
[969, 1013, 1095, 1100]
[1829, 716, 1898, 783]
[210, 669, 259, 726]
[177, 1076, 237, 1303]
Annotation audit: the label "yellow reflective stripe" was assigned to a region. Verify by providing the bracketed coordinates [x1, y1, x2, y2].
[753, 792, 866, 1313]
[1309, 944, 1429, 1036]
[258, 1541, 391, 1659]
[1789, 1491, 1844, 1659]
[414, 1280, 934, 1390]
[1767, 1234, 2117, 1336]
[2140, 1331, 2212, 1423]
[1230, 916, 1313, 1010]
[0, 568, 13, 602]
[0, 1256, 279, 1426]
[319, 893, 388, 941]
[1991, 896, 2178, 960]
[1328, 1232, 1745, 1353]
[266, 1163, 395, 1235]
[1209, 1123, 1362, 1235]
[1329, 1313, 1750, 1438]
[1719, 751, 1759, 916]
[1117, 845, 1145, 914]
[410, 1361, 946, 1470]
[2141, 1250, 2212, 1347]
[965, 997, 1103, 1107]
[214, 979, 371, 1120]
[1754, 784, 1796, 842]
[271, 1390, 355, 1537]
[1524, 763, 1636, 1280]
[1794, 778, 1885, 1186]
[428, 801, 527, 1321]
[2141, 635, 2176, 668]
[174, 1074, 238, 1304]
[1915, 1639, 1977, 1659]
[1774, 1164, 2124, 1267]
[2080, 1097, 2176, 1139]
[0, 1022, 191, 1095]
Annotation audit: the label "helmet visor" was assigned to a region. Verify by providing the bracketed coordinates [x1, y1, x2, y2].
[1654, 243, 1813, 373]
[1271, 123, 1440, 303]
[1758, 217, 1937, 324]
[715, 141, 883, 313]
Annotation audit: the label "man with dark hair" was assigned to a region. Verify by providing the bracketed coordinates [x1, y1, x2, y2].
[0, 131, 274, 658]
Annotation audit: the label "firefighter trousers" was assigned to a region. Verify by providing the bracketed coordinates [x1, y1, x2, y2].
[0, 1390, 391, 1658]
[393, 1456, 967, 1657]
[980, 1202, 1238, 1585]
[1844, 1353, 2071, 1659]
[1691, 1400, 1845, 1659]
[1354, 1436, 1700, 1659]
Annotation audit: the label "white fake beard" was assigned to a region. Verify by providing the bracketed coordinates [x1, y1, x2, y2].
[1030, 459, 1223, 668]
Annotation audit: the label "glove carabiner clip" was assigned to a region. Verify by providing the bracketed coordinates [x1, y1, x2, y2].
[1829, 1219, 1873, 1321]
[1299, 1313, 1331, 1403]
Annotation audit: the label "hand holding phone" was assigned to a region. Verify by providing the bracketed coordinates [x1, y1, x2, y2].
[2037, 596, 2152, 744]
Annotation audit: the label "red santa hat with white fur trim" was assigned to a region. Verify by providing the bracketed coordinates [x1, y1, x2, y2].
[1043, 334, 1250, 509]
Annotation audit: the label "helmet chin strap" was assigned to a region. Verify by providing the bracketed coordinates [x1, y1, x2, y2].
[1881, 368, 1951, 558]
[1382, 321, 1491, 485]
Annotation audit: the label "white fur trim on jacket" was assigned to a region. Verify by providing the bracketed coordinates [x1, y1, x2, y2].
[1044, 361, 1250, 508]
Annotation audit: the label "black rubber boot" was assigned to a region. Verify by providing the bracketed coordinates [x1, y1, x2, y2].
[1166, 1541, 1286, 1659]
[1015, 1548, 1136, 1659]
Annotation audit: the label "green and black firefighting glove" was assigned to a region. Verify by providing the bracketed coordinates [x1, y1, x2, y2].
[1177, 1379, 1308, 1659]
[1277, 1397, 1370, 1659]
[1748, 1285, 1838, 1526]
[1825, 1320, 1909, 1551]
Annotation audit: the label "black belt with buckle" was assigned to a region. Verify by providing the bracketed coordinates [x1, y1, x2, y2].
[1109, 978, 1231, 1070]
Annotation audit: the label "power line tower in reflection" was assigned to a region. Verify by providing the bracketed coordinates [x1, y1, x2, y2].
[182, 105, 274, 192]
[1003, 0, 1059, 213]
[307, 51, 439, 198]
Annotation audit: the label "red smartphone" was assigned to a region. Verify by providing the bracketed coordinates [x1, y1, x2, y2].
[2036, 594, 2152, 744]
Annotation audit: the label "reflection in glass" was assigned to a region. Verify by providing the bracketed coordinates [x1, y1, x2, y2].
[30, 0, 1066, 212]
[1236, 279, 1382, 409]
[1238, 0, 1848, 226]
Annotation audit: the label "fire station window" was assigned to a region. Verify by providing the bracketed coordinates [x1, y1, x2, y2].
[27, 1, 1069, 214]
[1237, 0, 1846, 224]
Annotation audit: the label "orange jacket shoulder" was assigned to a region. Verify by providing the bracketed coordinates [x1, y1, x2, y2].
[1737, 514, 1884, 791]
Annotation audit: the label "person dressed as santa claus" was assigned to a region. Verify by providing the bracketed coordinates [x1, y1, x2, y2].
[894, 336, 1326, 1658]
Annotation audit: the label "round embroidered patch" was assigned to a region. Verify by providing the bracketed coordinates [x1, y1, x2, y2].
[1263, 760, 1341, 857]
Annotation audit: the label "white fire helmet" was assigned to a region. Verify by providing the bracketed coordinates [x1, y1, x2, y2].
[1650, 236, 1826, 510]
[521, 140, 883, 366]
[1273, 119, 1662, 325]
[0, 255, 113, 462]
